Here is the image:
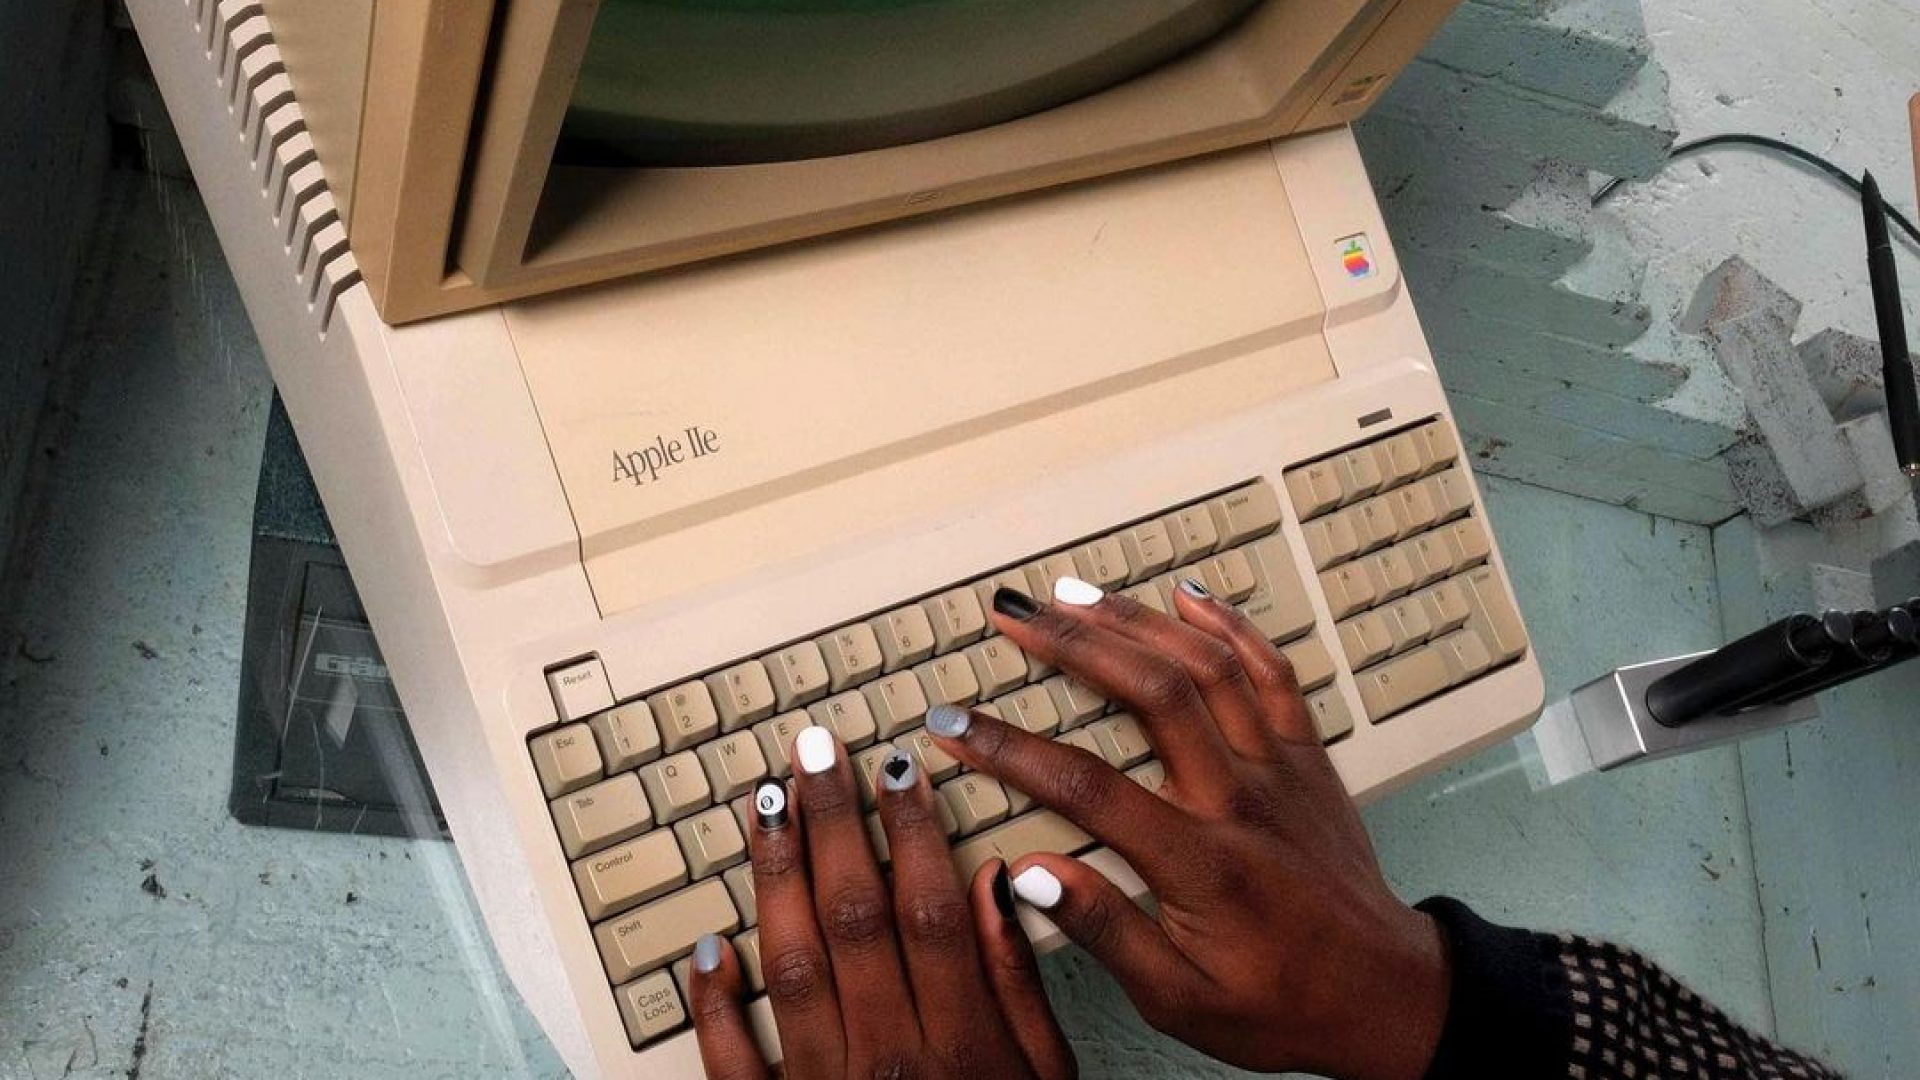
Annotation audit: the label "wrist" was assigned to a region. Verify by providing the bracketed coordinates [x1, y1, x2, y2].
[1314, 903, 1451, 1080]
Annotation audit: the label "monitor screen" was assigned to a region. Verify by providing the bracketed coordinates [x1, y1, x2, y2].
[560, 0, 1267, 167]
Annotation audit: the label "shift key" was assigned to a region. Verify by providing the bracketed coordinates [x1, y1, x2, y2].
[594, 879, 739, 985]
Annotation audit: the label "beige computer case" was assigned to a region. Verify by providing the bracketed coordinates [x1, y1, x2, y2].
[251, 0, 1460, 323]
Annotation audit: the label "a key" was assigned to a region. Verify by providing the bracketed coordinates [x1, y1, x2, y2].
[896, 729, 962, 783]
[696, 731, 770, 800]
[923, 587, 988, 651]
[862, 671, 930, 739]
[674, 806, 747, 878]
[995, 684, 1061, 737]
[1243, 536, 1315, 643]
[647, 682, 720, 755]
[1198, 548, 1260, 603]
[1389, 483, 1439, 539]
[915, 653, 981, 708]
[1415, 421, 1459, 473]
[1381, 597, 1434, 655]
[1072, 537, 1132, 590]
[1304, 689, 1356, 742]
[594, 879, 739, 984]
[941, 774, 1011, 834]
[1056, 727, 1103, 758]
[1347, 498, 1399, 555]
[734, 929, 766, 992]
[705, 662, 777, 731]
[1433, 629, 1495, 683]
[753, 711, 810, 778]
[1115, 520, 1176, 581]
[615, 971, 687, 1048]
[729, 794, 753, 839]
[1338, 612, 1394, 670]
[853, 744, 899, 807]
[1280, 637, 1337, 692]
[1460, 566, 1529, 662]
[965, 638, 1029, 698]
[808, 691, 878, 749]
[1044, 675, 1107, 730]
[1162, 505, 1220, 563]
[1361, 548, 1416, 603]
[1319, 563, 1377, 620]
[531, 724, 604, 798]
[1022, 553, 1082, 602]
[1373, 433, 1425, 490]
[767, 642, 830, 710]
[872, 606, 938, 671]
[589, 704, 662, 772]
[572, 830, 687, 921]
[1206, 482, 1284, 546]
[1443, 517, 1492, 570]
[1303, 513, 1361, 571]
[1120, 580, 1169, 615]
[819, 623, 885, 691]
[971, 570, 1034, 636]
[951, 811, 1094, 881]
[1283, 460, 1343, 520]
[1354, 644, 1452, 721]
[639, 751, 712, 826]
[547, 659, 614, 721]
[1402, 533, 1453, 588]
[1334, 448, 1384, 504]
[1089, 713, 1151, 768]
[1424, 468, 1475, 521]
[724, 863, 758, 927]
[551, 773, 653, 859]
[1418, 579, 1473, 635]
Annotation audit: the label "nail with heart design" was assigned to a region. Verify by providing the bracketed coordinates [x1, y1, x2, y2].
[879, 749, 918, 793]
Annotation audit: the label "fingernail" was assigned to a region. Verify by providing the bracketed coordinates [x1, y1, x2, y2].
[1012, 866, 1063, 911]
[795, 726, 838, 775]
[1053, 575, 1104, 607]
[992, 587, 1041, 621]
[925, 703, 972, 739]
[991, 864, 1016, 919]
[1177, 577, 1211, 599]
[879, 749, 917, 792]
[693, 933, 724, 974]
[753, 781, 789, 830]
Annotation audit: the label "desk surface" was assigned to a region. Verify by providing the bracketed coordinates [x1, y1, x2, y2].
[0, 173, 1912, 1080]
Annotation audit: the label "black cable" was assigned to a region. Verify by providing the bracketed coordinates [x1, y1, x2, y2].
[1592, 133, 1920, 252]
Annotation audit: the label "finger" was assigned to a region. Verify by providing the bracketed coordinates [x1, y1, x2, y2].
[1169, 582, 1319, 747]
[874, 749, 1011, 1058]
[971, 860, 1076, 1080]
[749, 779, 847, 1076]
[927, 704, 1191, 877]
[1004, 853, 1198, 1018]
[990, 581, 1233, 785]
[789, 726, 921, 1060]
[690, 934, 775, 1080]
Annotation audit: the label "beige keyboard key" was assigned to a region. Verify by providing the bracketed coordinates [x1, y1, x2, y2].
[1334, 448, 1384, 504]
[862, 671, 929, 739]
[754, 711, 809, 778]
[705, 662, 777, 731]
[547, 658, 615, 722]
[952, 810, 1095, 881]
[1284, 460, 1344, 521]
[1089, 713, 1151, 768]
[1415, 421, 1459, 473]
[1373, 433, 1426, 490]
[1425, 468, 1476, 521]
[1388, 483, 1439, 539]
[1461, 565, 1530, 662]
[1347, 498, 1400, 555]
[1443, 517, 1492, 570]
[590, 704, 662, 772]
[1198, 548, 1260, 603]
[964, 638, 1029, 698]
[1207, 483, 1284, 546]
[1355, 644, 1452, 721]
[1243, 535, 1315, 644]
[1362, 548, 1417, 603]
[1381, 597, 1434, 655]
[1319, 563, 1377, 620]
[615, 970, 687, 1048]
[923, 587, 989, 651]
[594, 878, 740, 985]
[1072, 537, 1132, 590]
[819, 623, 885, 691]
[675, 806, 747, 879]
[729, 794, 754, 839]
[639, 751, 712, 826]
[1120, 580, 1170, 615]
[915, 653, 981, 708]
[1044, 675, 1108, 730]
[1418, 579, 1473, 635]
[941, 774, 1011, 834]
[971, 569, 1034, 635]
[552, 773, 653, 859]
[767, 641, 831, 710]
[995, 684, 1061, 737]
[1434, 629, 1495, 683]
[1127, 761, 1167, 794]
[1338, 612, 1394, 670]
[1162, 504, 1220, 564]
[1022, 552, 1082, 602]
[1402, 533, 1454, 589]
[1280, 636, 1337, 692]
[1304, 690, 1356, 743]
[1303, 513, 1361, 571]
[808, 690, 878, 750]
[696, 731, 770, 800]
[734, 929, 766, 992]
[724, 863, 758, 927]
[872, 605, 938, 671]
[853, 743, 899, 806]
[1116, 519, 1177, 581]
[572, 830, 687, 921]
[1056, 726, 1104, 758]
[648, 682, 721, 755]
[896, 729, 962, 783]
[531, 724, 604, 798]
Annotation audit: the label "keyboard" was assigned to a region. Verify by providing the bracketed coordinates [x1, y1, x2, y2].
[526, 416, 1530, 1051]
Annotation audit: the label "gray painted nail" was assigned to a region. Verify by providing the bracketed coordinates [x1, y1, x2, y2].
[693, 933, 723, 974]
[880, 750, 917, 792]
[925, 704, 972, 739]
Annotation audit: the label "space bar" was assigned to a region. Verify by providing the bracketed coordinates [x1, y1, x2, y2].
[952, 810, 1094, 881]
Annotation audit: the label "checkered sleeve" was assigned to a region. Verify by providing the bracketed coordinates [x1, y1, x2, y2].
[1416, 898, 1843, 1080]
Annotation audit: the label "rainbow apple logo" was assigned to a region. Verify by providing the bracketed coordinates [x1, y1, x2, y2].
[1339, 235, 1375, 279]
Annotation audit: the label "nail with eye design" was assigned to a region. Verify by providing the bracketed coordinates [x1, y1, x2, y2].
[1178, 577, 1212, 600]
[753, 781, 790, 830]
[1053, 575, 1104, 607]
[879, 750, 917, 793]
[992, 587, 1041, 621]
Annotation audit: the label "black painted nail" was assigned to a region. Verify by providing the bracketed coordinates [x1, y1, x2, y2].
[991, 864, 1016, 919]
[1178, 577, 1211, 599]
[993, 587, 1041, 621]
[753, 781, 789, 830]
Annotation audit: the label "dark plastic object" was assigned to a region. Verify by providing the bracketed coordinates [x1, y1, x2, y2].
[1644, 611, 1852, 727]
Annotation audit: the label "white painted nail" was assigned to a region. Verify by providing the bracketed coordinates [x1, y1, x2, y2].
[1052, 575, 1104, 607]
[1011, 866, 1064, 910]
[794, 726, 838, 775]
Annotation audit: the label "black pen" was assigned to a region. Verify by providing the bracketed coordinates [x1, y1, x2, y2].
[1862, 171, 1920, 478]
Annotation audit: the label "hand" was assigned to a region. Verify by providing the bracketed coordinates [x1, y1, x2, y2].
[930, 578, 1450, 1080]
[689, 726, 1077, 1080]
